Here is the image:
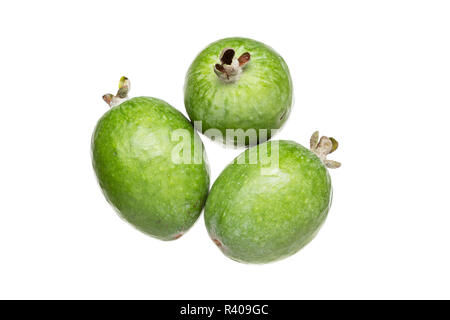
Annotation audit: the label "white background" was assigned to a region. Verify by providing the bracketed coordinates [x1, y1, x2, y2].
[1, 0, 449, 299]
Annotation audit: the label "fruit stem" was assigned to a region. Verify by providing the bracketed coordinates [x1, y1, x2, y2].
[214, 48, 251, 83]
[102, 76, 130, 107]
[310, 131, 341, 169]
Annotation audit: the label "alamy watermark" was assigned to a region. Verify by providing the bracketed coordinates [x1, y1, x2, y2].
[171, 121, 280, 175]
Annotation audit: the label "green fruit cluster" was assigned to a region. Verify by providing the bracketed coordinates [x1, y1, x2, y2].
[92, 37, 340, 264]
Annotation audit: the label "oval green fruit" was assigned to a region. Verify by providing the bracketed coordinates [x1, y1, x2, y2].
[184, 37, 293, 146]
[92, 80, 210, 240]
[204, 135, 340, 263]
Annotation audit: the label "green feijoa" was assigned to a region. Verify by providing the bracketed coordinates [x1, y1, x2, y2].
[205, 132, 340, 263]
[184, 37, 293, 146]
[92, 77, 210, 240]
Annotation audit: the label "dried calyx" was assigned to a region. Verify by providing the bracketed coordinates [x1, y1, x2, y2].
[214, 48, 251, 83]
[310, 131, 341, 169]
[103, 76, 130, 107]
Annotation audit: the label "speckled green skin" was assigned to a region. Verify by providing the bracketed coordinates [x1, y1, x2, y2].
[92, 97, 210, 240]
[184, 38, 293, 145]
[205, 140, 332, 263]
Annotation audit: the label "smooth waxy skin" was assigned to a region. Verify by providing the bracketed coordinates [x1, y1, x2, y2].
[92, 97, 210, 240]
[205, 140, 332, 263]
[184, 37, 293, 145]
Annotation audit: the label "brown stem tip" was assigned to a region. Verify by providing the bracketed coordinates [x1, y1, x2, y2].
[214, 48, 251, 83]
[310, 131, 341, 169]
[102, 76, 130, 108]
[220, 48, 235, 65]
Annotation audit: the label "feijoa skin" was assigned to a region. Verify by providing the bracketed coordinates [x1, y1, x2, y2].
[184, 37, 293, 146]
[204, 135, 340, 263]
[92, 79, 209, 240]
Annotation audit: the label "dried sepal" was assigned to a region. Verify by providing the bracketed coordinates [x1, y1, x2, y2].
[316, 136, 333, 155]
[215, 63, 225, 72]
[102, 76, 131, 108]
[238, 52, 251, 66]
[102, 94, 114, 105]
[116, 76, 130, 98]
[214, 48, 251, 83]
[329, 137, 339, 154]
[118, 76, 129, 91]
[324, 160, 341, 169]
[310, 131, 319, 150]
[220, 48, 235, 65]
[309, 131, 341, 169]
[214, 64, 230, 80]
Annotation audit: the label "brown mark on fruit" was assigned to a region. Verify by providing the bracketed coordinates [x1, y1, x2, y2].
[173, 232, 184, 240]
[193, 200, 201, 209]
[213, 239, 223, 248]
